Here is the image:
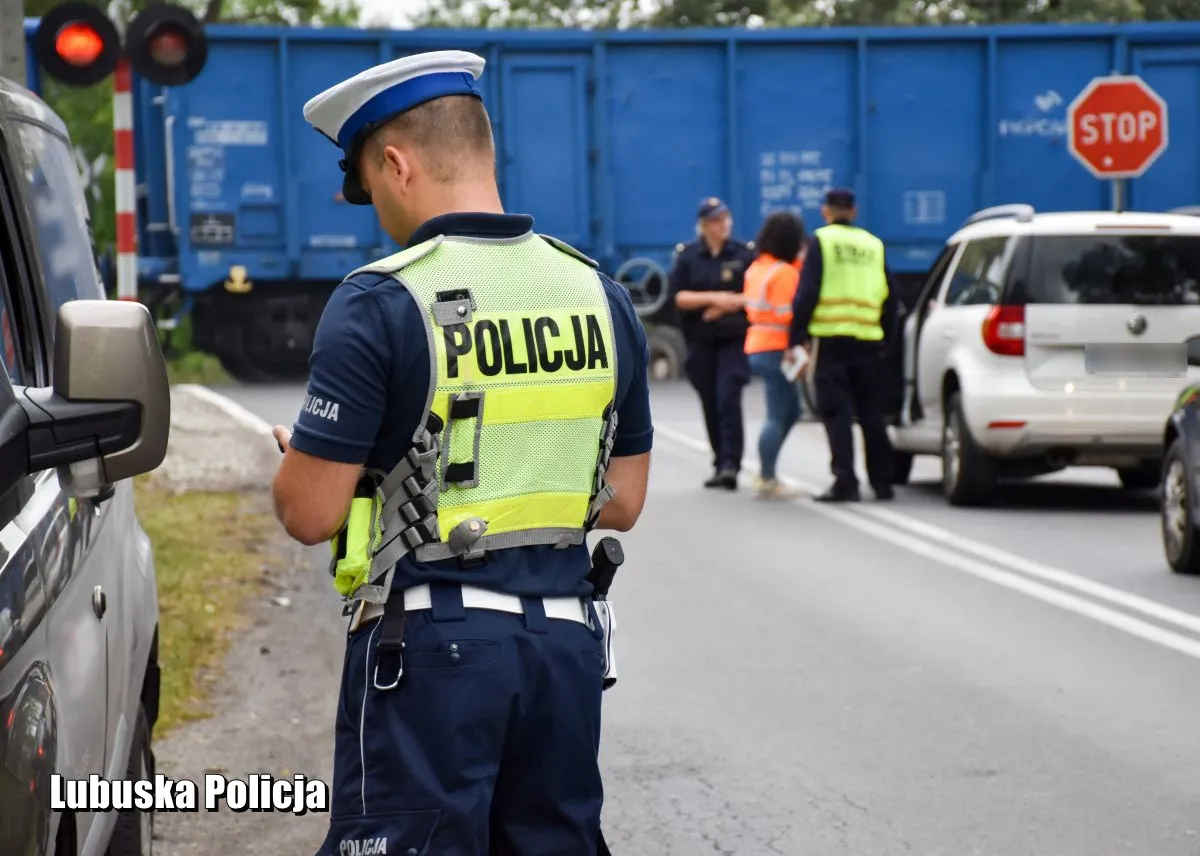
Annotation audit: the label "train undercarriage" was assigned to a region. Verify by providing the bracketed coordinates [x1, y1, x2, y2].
[145, 280, 336, 384]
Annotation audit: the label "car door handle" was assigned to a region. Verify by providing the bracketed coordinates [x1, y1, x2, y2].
[92, 586, 107, 620]
[941, 331, 955, 341]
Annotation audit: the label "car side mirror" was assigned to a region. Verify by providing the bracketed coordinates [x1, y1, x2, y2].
[0, 300, 170, 503]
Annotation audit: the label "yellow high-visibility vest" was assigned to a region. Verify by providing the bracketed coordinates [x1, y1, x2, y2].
[331, 231, 620, 602]
[809, 224, 888, 341]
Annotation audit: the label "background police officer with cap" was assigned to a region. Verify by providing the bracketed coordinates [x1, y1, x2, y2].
[668, 197, 756, 490]
[787, 188, 898, 503]
[270, 49, 654, 856]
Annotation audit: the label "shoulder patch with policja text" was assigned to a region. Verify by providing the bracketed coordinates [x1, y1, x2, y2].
[304, 394, 341, 422]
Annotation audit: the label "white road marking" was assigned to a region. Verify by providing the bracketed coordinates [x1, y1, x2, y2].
[653, 424, 1200, 659]
[176, 384, 275, 437]
[177, 386, 1200, 659]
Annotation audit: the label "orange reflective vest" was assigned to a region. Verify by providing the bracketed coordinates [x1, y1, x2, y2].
[743, 254, 801, 354]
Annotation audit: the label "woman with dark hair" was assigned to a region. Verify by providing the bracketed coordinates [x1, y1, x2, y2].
[741, 211, 807, 498]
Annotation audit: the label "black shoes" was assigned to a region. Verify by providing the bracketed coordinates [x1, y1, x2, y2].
[815, 483, 860, 503]
[704, 468, 738, 490]
[814, 482, 895, 502]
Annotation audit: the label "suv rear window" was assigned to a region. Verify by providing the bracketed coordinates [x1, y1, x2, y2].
[1028, 234, 1200, 306]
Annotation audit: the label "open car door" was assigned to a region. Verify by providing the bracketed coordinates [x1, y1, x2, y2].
[884, 247, 959, 426]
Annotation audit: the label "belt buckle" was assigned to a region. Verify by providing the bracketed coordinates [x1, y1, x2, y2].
[347, 601, 366, 633]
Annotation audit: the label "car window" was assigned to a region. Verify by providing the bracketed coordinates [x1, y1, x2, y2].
[0, 284, 21, 386]
[0, 143, 34, 386]
[8, 119, 105, 323]
[945, 237, 1009, 307]
[1028, 234, 1200, 306]
[914, 245, 958, 312]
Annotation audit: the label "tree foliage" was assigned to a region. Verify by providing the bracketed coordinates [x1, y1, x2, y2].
[411, 0, 1193, 28]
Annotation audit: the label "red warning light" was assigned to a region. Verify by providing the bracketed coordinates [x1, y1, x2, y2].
[148, 26, 190, 67]
[33, 2, 121, 86]
[55, 23, 104, 67]
[126, 5, 208, 86]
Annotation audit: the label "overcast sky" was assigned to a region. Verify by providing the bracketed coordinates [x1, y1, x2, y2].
[356, 0, 425, 26]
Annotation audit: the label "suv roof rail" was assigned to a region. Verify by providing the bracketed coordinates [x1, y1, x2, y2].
[962, 204, 1036, 228]
[1168, 206, 1200, 217]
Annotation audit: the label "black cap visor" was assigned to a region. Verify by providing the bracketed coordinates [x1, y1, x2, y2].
[341, 159, 371, 205]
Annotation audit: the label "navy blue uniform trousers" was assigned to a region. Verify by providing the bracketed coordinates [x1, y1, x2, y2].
[684, 336, 749, 471]
[812, 337, 894, 491]
[316, 585, 607, 856]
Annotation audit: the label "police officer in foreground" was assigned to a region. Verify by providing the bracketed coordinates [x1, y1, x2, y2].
[270, 51, 654, 855]
[787, 188, 897, 503]
[668, 197, 756, 490]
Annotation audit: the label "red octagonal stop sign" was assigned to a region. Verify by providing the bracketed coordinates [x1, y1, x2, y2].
[1067, 75, 1169, 179]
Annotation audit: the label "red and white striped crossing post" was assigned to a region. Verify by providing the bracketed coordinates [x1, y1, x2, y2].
[113, 55, 138, 302]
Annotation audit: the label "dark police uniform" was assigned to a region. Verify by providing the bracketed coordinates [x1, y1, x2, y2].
[297, 51, 652, 856]
[293, 212, 652, 855]
[668, 201, 755, 488]
[789, 191, 898, 502]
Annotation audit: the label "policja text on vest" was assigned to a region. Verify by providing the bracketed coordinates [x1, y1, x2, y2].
[443, 312, 610, 378]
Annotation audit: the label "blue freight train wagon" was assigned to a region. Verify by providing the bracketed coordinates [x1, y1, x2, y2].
[22, 20, 1200, 382]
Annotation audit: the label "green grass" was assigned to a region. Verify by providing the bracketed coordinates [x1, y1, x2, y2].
[165, 351, 231, 386]
[159, 313, 231, 386]
[133, 479, 282, 736]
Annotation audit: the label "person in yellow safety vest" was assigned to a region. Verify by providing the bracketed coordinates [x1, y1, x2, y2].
[270, 50, 653, 856]
[785, 188, 899, 503]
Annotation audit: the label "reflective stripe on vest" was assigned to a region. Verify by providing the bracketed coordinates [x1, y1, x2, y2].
[809, 224, 888, 342]
[745, 260, 790, 330]
[341, 233, 620, 604]
[744, 259, 794, 354]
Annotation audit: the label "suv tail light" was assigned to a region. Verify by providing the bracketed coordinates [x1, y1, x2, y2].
[982, 305, 1025, 356]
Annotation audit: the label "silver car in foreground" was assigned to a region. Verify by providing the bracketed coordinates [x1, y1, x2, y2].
[0, 77, 172, 855]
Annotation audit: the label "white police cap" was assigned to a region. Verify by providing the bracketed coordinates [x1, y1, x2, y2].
[302, 50, 486, 205]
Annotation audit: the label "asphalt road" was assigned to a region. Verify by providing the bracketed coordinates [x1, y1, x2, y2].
[218, 377, 1200, 856]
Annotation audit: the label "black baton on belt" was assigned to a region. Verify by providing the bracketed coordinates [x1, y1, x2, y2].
[586, 537, 624, 600]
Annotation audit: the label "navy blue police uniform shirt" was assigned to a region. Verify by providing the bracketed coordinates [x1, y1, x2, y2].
[667, 238, 755, 343]
[290, 212, 654, 599]
[788, 222, 900, 349]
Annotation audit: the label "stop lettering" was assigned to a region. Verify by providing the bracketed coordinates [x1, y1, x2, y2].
[1077, 109, 1158, 146]
[1066, 75, 1169, 179]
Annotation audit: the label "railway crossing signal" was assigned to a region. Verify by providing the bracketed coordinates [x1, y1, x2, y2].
[32, 1, 208, 88]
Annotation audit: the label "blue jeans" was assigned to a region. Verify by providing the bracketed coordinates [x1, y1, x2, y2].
[748, 349, 803, 480]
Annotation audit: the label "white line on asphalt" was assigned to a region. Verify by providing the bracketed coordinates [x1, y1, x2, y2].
[855, 495, 1200, 637]
[653, 423, 1200, 656]
[178, 387, 1200, 658]
[176, 384, 275, 437]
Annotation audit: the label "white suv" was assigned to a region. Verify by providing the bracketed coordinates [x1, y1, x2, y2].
[887, 204, 1200, 506]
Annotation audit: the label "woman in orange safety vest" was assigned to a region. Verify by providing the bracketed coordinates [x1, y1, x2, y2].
[742, 211, 807, 498]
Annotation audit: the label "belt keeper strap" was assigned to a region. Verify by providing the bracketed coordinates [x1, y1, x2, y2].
[373, 588, 407, 691]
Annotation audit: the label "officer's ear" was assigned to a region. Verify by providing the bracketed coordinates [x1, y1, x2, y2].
[378, 142, 417, 193]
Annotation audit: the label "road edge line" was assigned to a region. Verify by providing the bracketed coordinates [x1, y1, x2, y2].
[175, 384, 276, 438]
[652, 423, 1200, 644]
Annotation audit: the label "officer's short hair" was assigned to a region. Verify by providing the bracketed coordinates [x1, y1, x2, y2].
[755, 211, 806, 261]
[368, 94, 495, 182]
